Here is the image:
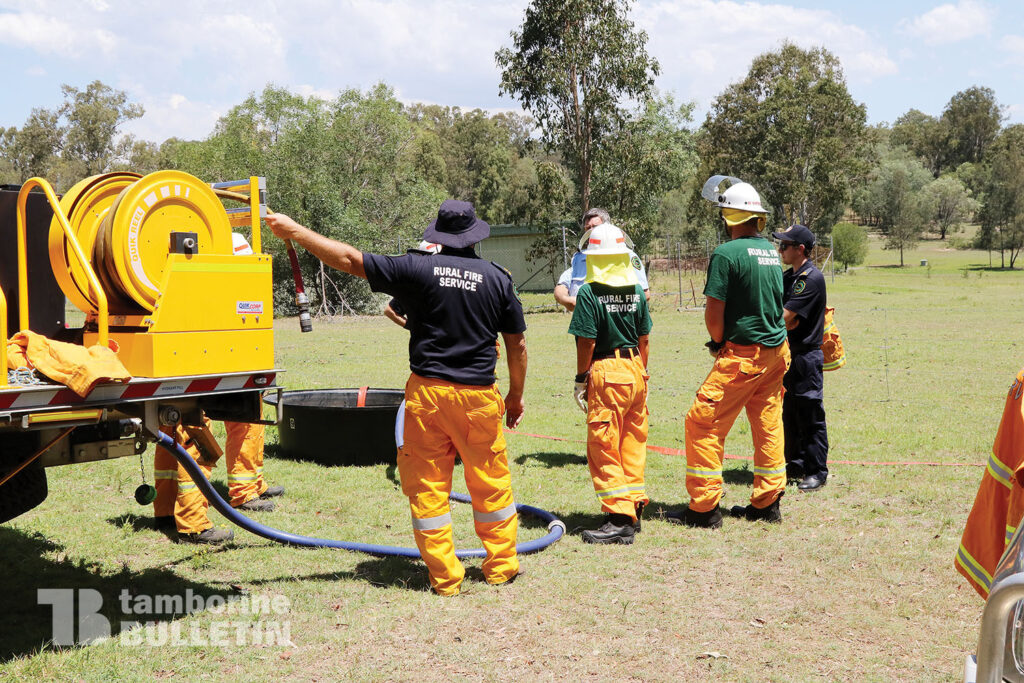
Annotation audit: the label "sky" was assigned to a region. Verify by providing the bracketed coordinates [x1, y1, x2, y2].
[0, 0, 1022, 142]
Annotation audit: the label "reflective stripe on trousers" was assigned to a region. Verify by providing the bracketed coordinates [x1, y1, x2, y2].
[585, 355, 649, 518]
[225, 421, 267, 507]
[399, 373, 518, 596]
[685, 341, 790, 513]
[153, 423, 213, 534]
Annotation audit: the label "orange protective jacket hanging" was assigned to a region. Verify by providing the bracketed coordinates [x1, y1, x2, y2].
[956, 366, 1024, 599]
[6, 330, 131, 396]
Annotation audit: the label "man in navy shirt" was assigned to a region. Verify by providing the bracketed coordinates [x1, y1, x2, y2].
[266, 200, 528, 596]
[772, 224, 829, 491]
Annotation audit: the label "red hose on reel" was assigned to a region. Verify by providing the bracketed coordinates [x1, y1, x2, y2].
[284, 238, 313, 333]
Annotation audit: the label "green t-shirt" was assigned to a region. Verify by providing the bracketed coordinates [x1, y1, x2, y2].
[568, 283, 653, 355]
[703, 235, 786, 347]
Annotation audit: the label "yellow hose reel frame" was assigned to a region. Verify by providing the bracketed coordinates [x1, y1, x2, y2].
[47, 170, 274, 377]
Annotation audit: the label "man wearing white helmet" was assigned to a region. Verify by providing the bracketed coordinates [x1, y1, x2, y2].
[668, 176, 790, 529]
[554, 208, 649, 312]
[568, 222, 652, 544]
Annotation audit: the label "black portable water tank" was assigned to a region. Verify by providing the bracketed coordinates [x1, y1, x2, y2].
[266, 389, 404, 466]
[0, 186, 66, 339]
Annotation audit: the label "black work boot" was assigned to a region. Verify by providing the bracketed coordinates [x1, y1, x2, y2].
[798, 473, 827, 492]
[260, 485, 285, 499]
[237, 498, 275, 512]
[181, 527, 234, 544]
[665, 505, 723, 529]
[582, 514, 636, 545]
[739, 497, 783, 523]
[633, 501, 646, 533]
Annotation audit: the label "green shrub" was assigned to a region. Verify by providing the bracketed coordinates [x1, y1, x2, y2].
[832, 222, 868, 270]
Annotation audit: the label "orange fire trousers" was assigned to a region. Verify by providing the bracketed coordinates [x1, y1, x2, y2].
[400, 373, 519, 596]
[685, 341, 791, 513]
[956, 366, 1024, 598]
[153, 424, 214, 534]
[586, 353, 649, 518]
[154, 420, 267, 533]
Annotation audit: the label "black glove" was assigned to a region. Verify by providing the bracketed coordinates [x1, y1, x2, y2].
[705, 339, 725, 359]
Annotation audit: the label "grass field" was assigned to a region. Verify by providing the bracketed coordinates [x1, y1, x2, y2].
[1, 235, 1021, 681]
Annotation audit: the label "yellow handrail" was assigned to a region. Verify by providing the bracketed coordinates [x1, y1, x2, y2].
[1, 284, 7, 389]
[249, 176, 262, 254]
[16, 178, 109, 347]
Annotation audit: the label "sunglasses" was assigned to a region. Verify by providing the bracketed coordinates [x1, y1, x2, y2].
[778, 242, 798, 251]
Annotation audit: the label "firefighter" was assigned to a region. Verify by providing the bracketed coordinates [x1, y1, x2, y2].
[772, 224, 829, 491]
[153, 418, 283, 543]
[568, 223, 652, 544]
[668, 177, 790, 528]
[554, 207, 649, 312]
[266, 200, 528, 596]
[956, 367, 1024, 598]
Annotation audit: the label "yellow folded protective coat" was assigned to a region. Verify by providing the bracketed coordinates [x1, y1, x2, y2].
[6, 330, 131, 396]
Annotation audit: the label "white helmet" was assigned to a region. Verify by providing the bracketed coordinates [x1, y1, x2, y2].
[417, 240, 442, 254]
[582, 223, 631, 255]
[718, 182, 768, 213]
[701, 175, 769, 214]
[579, 226, 634, 252]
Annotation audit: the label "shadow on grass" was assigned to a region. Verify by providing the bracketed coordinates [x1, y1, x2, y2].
[0, 526, 231, 663]
[723, 467, 755, 486]
[513, 451, 586, 468]
[966, 264, 1019, 271]
[107, 512, 176, 541]
[243, 555, 432, 592]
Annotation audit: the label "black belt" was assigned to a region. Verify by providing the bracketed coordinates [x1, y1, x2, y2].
[592, 347, 638, 361]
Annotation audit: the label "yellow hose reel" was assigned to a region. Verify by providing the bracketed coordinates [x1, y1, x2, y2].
[46, 170, 274, 377]
[50, 170, 233, 315]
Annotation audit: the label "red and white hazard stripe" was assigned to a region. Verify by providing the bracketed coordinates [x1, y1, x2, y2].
[0, 372, 277, 411]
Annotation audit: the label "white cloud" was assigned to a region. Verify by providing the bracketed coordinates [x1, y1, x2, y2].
[1001, 34, 1024, 64]
[0, 11, 115, 57]
[1005, 103, 1023, 124]
[633, 0, 897, 114]
[293, 84, 337, 102]
[120, 91, 223, 142]
[900, 0, 993, 45]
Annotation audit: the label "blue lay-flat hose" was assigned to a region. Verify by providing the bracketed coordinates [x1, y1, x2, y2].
[155, 431, 565, 558]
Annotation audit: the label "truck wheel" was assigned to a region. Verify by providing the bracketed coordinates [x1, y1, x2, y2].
[0, 463, 48, 524]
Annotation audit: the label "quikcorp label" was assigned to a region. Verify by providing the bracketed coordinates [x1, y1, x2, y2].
[236, 301, 264, 314]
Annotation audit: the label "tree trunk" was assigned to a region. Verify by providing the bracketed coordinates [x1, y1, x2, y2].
[899, 245, 904, 267]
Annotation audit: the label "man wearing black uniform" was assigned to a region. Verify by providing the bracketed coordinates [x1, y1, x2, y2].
[772, 224, 829, 491]
[266, 200, 528, 596]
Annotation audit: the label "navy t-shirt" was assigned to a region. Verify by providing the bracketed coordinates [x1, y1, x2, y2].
[363, 250, 526, 386]
[783, 260, 826, 351]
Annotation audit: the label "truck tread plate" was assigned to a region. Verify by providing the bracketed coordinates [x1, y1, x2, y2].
[0, 370, 279, 416]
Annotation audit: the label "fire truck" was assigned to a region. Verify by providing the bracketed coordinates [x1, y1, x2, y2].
[0, 172, 279, 523]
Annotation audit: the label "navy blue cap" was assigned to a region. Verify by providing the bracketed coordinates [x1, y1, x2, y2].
[772, 224, 815, 250]
[423, 199, 490, 249]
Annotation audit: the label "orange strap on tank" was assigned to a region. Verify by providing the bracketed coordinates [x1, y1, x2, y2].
[357, 386, 369, 407]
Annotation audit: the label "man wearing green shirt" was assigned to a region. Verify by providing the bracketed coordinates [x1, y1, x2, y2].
[669, 177, 790, 529]
[569, 223, 652, 545]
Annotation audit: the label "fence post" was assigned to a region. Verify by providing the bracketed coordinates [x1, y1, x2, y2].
[676, 242, 683, 309]
[561, 224, 568, 270]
